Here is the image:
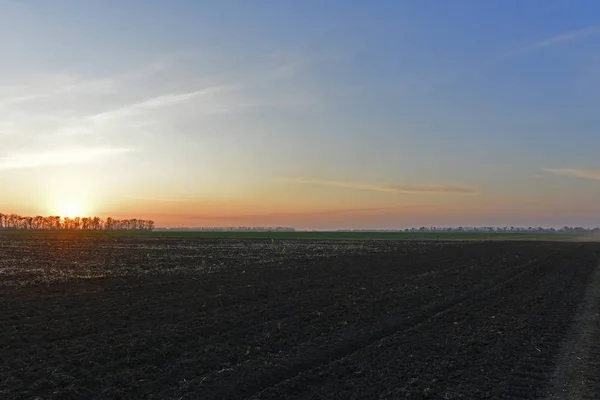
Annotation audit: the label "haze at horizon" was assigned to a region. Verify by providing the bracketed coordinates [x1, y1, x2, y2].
[2, 1, 600, 229]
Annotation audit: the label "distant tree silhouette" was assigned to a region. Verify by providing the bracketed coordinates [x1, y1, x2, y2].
[33, 216, 44, 229]
[0, 212, 155, 231]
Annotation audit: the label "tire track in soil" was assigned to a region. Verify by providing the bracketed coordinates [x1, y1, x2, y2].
[253, 245, 595, 400]
[0, 243, 499, 385]
[491, 245, 599, 400]
[544, 255, 600, 400]
[0, 250, 479, 353]
[1, 246, 541, 396]
[0, 240, 573, 399]
[0, 244, 530, 356]
[208, 248, 577, 399]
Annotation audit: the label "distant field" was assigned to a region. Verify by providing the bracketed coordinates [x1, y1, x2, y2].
[137, 231, 583, 241]
[0, 229, 584, 241]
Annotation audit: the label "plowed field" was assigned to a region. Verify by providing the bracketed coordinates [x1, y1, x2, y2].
[1, 236, 599, 399]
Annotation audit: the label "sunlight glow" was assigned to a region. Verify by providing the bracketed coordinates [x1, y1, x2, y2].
[56, 201, 88, 218]
[42, 173, 98, 219]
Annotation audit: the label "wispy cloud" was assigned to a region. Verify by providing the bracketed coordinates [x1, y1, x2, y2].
[89, 85, 235, 123]
[0, 76, 114, 109]
[278, 178, 477, 195]
[543, 167, 600, 181]
[0, 147, 134, 170]
[1, 52, 316, 142]
[122, 196, 200, 203]
[510, 25, 600, 57]
[530, 26, 600, 49]
[0, 59, 174, 110]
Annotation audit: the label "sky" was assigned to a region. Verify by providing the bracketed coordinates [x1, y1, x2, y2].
[1, 0, 600, 229]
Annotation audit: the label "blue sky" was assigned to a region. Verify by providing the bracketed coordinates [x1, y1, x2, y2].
[1, 1, 600, 228]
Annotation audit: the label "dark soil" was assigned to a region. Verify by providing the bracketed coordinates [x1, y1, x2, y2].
[0, 237, 599, 399]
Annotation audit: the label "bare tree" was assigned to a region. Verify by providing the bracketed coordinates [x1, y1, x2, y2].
[33, 216, 44, 229]
[92, 216, 103, 230]
[63, 217, 73, 230]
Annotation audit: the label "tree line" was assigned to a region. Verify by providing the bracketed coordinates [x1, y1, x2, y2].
[338, 226, 600, 233]
[0, 213, 155, 231]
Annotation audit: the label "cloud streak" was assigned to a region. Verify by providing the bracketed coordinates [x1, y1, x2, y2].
[0, 147, 134, 170]
[0, 60, 175, 110]
[0, 77, 115, 109]
[88, 85, 234, 124]
[543, 168, 600, 181]
[529, 25, 600, 49]
[279, 178, 477, 195]
[510, 25, 600, 57]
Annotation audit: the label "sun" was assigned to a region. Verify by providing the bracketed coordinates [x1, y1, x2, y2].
[43, 176, 96, 218]
[56, 201, 88, 218]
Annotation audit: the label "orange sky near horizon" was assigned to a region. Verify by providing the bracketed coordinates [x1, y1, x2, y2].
[2, 188, 593, 230]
